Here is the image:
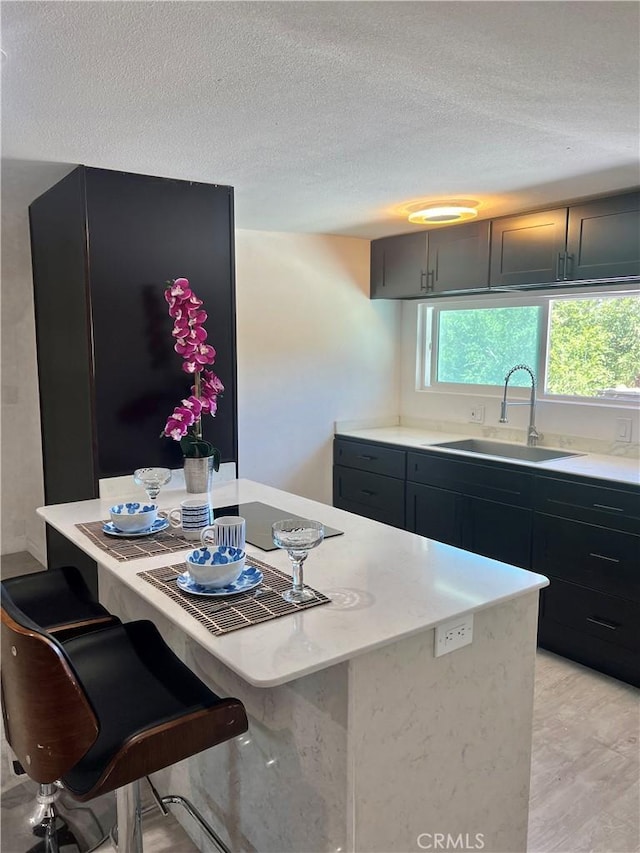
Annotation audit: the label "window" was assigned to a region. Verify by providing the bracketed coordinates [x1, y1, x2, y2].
[421, 292, 640, 403]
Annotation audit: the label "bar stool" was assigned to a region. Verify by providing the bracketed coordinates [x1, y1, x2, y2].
[1, 566, 118, 638]
[1, 585, 249, 853]
[2, 567, 120, 851]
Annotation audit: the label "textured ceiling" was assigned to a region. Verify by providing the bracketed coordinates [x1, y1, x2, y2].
[2, 1, 639, 237]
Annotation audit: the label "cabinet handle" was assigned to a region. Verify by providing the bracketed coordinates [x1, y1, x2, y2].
[357, 454, 376, 461]
[586, 616, 620, 631]
[360, 489, 377, 497]
[555, 252, 564, 281]
[563, 252, 574, 281]
[420, 271, 428, 292]
[589, 552, 620, 564]
[593, 503, 624, 512]
[426, 270, 435, 292]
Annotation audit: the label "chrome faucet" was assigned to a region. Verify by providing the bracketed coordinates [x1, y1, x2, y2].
[499, 364, 541, 447]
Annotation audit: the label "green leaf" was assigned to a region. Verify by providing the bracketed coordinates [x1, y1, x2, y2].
[179, 434, 221, 468]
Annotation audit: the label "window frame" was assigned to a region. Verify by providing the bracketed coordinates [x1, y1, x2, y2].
[418, 287, 640, 408]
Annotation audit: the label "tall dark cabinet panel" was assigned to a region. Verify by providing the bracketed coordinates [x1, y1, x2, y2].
[30, 167, 237, 589]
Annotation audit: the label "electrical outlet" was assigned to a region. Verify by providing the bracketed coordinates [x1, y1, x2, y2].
[469, 405, 485, 424]
[434, 614, 474, 657]
[616, 418, 632, 443]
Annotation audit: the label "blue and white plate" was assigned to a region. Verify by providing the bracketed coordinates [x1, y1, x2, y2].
[177, 566, 264, 597]
[102, 518, 170, 538]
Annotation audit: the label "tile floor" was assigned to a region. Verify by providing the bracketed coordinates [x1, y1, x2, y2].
[1, 552, 638, 852]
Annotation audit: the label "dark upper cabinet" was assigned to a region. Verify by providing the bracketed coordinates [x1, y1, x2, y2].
[371, 221, 490, 299]
[566, 193, 640, 280]
[30, 167, 238, 576]
[490, 192, 640, 288]
[489, 209, 568, 288]
[370, 232, 427, 298]
[426, 220, 490, 295]
[372, 190, 639, 300]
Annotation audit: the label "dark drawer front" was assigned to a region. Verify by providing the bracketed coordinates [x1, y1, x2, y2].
[407, 451, 533, 507]
[533, 514, 640, 602]
[534, 476, 640, 533]
[542, 577, 640, 653]
[334, 438, 406, 479]
[333, 466, 405, 529]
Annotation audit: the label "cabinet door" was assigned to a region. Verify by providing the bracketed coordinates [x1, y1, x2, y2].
[489, 208, 567, 287]
[463, 497, 532, 568]
[406, 482, 463, 548]
[371, 232, 428, 298]
[427, 220, 490, 294]
[566, 193, 640, 280]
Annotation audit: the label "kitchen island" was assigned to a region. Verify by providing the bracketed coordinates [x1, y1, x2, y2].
[38, 478, 548, 853]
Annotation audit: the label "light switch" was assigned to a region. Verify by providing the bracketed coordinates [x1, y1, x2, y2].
[616, 418, 632, 443]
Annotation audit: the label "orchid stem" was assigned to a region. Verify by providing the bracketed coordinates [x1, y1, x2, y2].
[194, 372, 203, 440]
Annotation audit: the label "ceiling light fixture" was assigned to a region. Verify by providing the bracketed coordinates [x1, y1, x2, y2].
[407, 199, 480, 225]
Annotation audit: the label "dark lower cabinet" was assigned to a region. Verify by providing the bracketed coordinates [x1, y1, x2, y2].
[533, 513, 640, 601]
[406, 449, 533, 569]
[333, 466, 405, 529]
[406, 483, 463, 547]
[333, 438, 406, 528]
[464, 497, 532, 568]
[333, 435, 640, 686]
[533, 475, 640, 686]
[539, 579, 640, 687]
[407, 483, 531, 567]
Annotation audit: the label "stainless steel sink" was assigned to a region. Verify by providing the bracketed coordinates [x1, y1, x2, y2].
[430, 438, 582, 463]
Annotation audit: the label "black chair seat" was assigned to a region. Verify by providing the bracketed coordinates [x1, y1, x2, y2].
[60, 620, 246, 799]
[1, 567, 114, 633]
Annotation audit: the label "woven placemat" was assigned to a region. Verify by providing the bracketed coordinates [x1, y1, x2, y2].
[137, 555, 330, 635]
[76, 520, 194, 562]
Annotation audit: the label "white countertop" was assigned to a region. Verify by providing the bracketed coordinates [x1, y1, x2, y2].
[336, 426, 640, 486]
[37, 479, 548, 688]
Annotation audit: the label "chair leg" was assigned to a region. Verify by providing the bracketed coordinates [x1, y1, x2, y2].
[115, 780, 143, 853]
[27, 783, 60, 853]
[146, 776, 231, 853]
[26, 781, 105, 853]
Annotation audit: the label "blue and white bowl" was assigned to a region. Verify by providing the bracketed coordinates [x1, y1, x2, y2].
[109, 502, 159, 533]
[186, 546, 246, 589]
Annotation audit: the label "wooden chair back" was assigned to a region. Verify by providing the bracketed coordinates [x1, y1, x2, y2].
[0, 588, 99, 783]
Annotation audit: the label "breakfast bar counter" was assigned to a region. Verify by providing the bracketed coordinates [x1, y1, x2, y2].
[38, 478, 548, 853]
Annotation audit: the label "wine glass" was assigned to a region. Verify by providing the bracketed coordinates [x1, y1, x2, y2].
[272, 519, 324, 604]
[133, 467, 172, 502]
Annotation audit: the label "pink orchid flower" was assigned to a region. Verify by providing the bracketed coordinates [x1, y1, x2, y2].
[163, 278, 223, 451]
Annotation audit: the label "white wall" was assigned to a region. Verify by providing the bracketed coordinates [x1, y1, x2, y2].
[0, 195, 400, 558]
[235, 229, 400, 502]
[1, 163, 74, 561]
[399, 299, 640, 453]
